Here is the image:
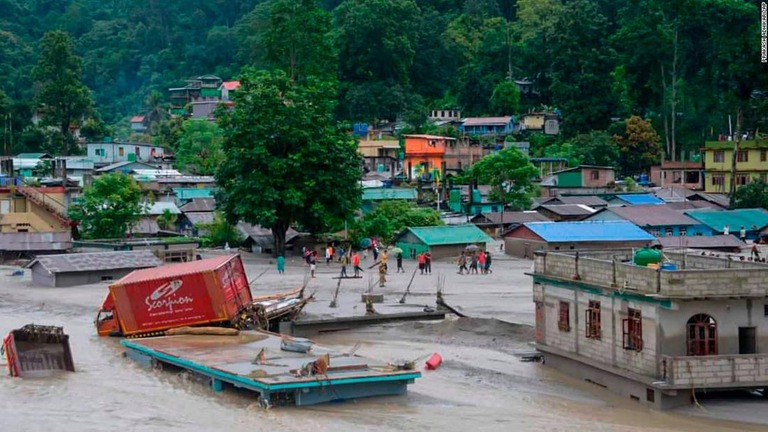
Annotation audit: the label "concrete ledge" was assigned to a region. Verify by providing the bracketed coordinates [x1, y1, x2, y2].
[283, 311, 446, 337]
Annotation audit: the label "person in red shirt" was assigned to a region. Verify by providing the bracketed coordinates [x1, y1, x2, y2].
[352, 251, 362, 277]
[417, 252, 426, 275]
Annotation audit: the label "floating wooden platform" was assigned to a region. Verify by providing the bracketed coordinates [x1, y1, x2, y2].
[121, 331, 420, 407]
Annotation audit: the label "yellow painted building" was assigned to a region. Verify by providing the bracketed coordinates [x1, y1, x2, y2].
[0, 186, 70, 233]
[703, 140, 768, 193]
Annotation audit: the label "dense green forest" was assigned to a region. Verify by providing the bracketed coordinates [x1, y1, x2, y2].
[0, 0, 765, 162]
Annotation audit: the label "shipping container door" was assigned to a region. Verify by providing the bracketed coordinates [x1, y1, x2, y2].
[217, 258, 252, 318]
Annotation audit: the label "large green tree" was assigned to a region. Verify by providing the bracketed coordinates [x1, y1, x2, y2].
[614, 116, 662, 176]
[334, 0, 420, 122]
[32, 30, 93, 155]
[460, 146, 538, 211]
[354, 201, 442, 245]
[216, 69, 361, 255]
[264, 0, 335, 81]
[175, 120, 224, 175]
[69, 172, 146, 239]
[731, 180, 768, 210]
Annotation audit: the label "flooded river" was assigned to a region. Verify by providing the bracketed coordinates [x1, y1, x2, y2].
[1, 260, 766, 432]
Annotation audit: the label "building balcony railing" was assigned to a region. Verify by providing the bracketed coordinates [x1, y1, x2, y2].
[533, 250, 768, 299]
[661, 354, 768, 389]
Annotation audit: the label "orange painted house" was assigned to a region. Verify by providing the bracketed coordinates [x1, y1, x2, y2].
[403, 134, 456, 180]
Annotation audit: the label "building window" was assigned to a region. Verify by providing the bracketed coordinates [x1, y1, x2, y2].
[622, 308, 643, 351]
[558, 301, 570, 332]
[762, 149, 767, 162]
[737, 150, 749, 162]
[650, 229, 661, 237]
[679, 227, 687, 236]
[94, 148, 105, 157]
[713, 150, 725, 163]
[761, 173, 767, 183]
[687, 314, 717, 356]
[665, 227, 673, 236]
[590, 170, 600, 180]
[736, 175, 750, 186]
[586, 300, 601, 340]
[711, 175, 725, 187]
[646, 389, 655, 403]
[764, 304, 768, 316]
[118, 147, 125, 157]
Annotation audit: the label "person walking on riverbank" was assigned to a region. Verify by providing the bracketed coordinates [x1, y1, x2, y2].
[396, 252, 404, 273]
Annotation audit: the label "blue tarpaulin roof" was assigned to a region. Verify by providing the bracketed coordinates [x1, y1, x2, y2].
[521, 220, 656, 242]
[615, 194, 665, 205]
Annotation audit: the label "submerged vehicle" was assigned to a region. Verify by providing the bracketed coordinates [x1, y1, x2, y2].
[96, 254, 308, 337]
[2, 324, 75, 377]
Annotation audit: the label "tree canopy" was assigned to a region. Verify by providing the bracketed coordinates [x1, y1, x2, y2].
[353, 201, 442, 245]
[459, 147, 538, 210]
[215, 68, 361, 255]
[32, 30, 93, 155]
[731, 180, 768, 210]
[175, 120, 224, 175]
[69, 172, 145, 239]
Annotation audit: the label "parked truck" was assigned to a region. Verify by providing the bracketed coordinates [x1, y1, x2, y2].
[96, 254, 256, 337]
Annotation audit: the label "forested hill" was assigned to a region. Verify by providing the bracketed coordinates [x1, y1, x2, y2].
[0, 0, 765, 152]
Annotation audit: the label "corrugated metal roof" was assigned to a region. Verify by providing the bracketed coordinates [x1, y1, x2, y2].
[595, 205, 702, 227]
[400, 224, 493, 246]
[656, 234, 746, 250]
[133, 218, 160, 234]
[615, 194, 665, 205]
[15, 153, 51, 159]
[539, 204, 596, 216]
[173, 188, 216, 200]
[556, 196, 608, 207]
[114, 254, 239, 285]
[689, 192, 730, 208]
[462, 116, 513, 127]
[26, 250, 162, 274]
[180, 198, 216, 212]
[96, 161, 158, 172]
[362, 188, 417, 201]
[185, 212, 214, 225]
[663, 201, 721, 211]
[684, 209, 768, 232]
[402, 134, 457, 140]
[145, 201, 182, 215]
[471, 211, 550, 225]
[519, 221, 656, 242]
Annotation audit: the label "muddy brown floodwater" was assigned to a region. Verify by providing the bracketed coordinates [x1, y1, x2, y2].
[1, 253, 767, 432]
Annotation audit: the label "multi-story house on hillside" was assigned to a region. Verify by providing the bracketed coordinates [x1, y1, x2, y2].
[703, 139, 768, 193]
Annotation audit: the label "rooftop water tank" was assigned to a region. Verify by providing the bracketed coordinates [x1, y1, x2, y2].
[633, 247, 661, 267]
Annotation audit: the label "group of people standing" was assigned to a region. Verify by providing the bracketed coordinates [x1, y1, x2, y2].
[457, 250, 492, 275]
[416, 252, 432, 275]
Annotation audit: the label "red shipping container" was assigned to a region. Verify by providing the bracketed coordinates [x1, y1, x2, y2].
[100, 255, 252, 336]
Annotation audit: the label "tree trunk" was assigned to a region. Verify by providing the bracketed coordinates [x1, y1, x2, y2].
[670, 26, 679, 162]
[728, 108, 744, 209]
[660, 64, 671, 159]
[272, 221, 289, 257]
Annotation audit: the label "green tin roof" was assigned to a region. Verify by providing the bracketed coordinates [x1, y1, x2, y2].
[15, 152, 52, 159]
[173, 188, 216, 200]
[684, 208, 768, 232]
[399, 224, 493, 246]
[362, 188, 417, 201]
[704, 140, 768, 149]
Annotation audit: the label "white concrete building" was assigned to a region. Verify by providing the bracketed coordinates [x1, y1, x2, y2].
[531, 250, 768, 409]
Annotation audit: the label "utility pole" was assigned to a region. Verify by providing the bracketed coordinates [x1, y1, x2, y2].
[728, 110, 744, 209]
